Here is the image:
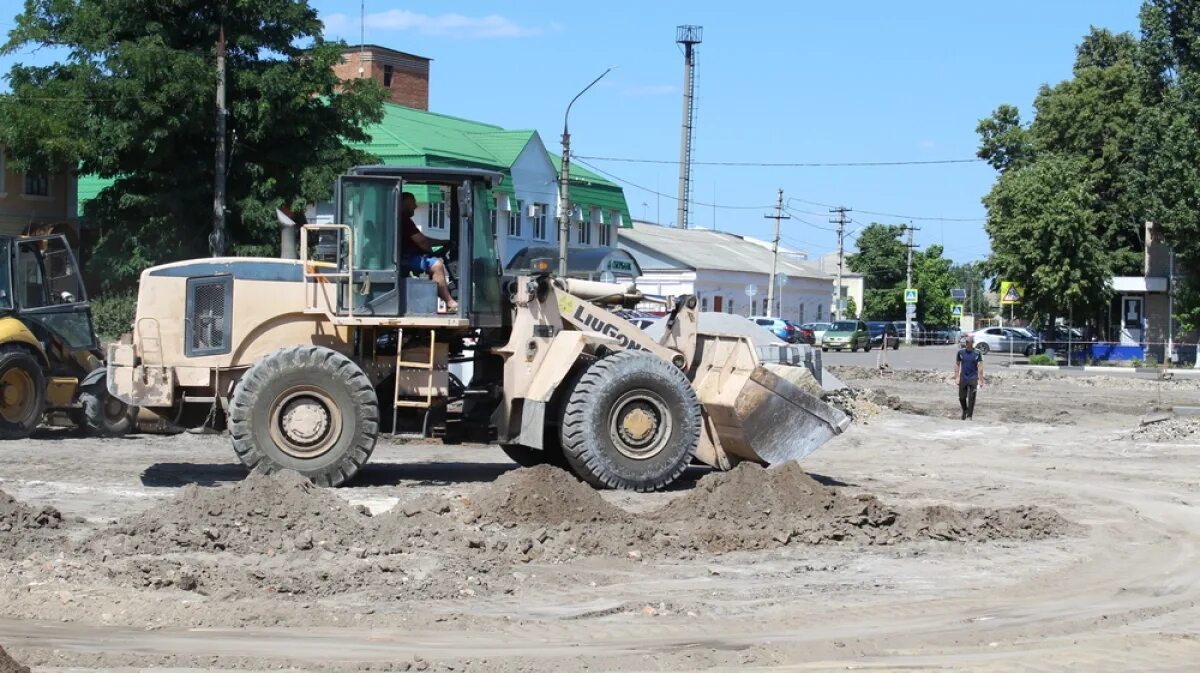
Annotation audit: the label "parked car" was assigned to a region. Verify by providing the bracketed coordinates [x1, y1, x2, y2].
[822, 320, 872, 352]
[970, 326, 1040, 356]
[924, 325, 958, 345]
[749, 316, 796, 343]
[867, 320, 900, 350]
[785, 320, 816, 345]
[802, 322, 833, 345]
[891, 320, 925, 344]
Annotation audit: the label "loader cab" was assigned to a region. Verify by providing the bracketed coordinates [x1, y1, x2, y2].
[312, 166, 503, 327]
[0, 234, 97, 354]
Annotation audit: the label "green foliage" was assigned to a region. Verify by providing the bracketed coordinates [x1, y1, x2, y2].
[89, 290, 138, 340]
[847, 224, 956, 322]
[1028, 353, 1055, 366]
[0, 0, 386, 292]
[983, 155, 1114, 325]
[979, 7, 1200, 329]
[845, 296, 858, 320]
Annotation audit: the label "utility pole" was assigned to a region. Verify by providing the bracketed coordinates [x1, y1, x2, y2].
[829, 206, 851, 320]
[210, 20, 227, 257]
[764, 189, 790, 317]
[558, 67, 616, 277]
[903, 224, 921, 345]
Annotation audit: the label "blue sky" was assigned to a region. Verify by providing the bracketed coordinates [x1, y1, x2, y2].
[1, 1, 1143, 264]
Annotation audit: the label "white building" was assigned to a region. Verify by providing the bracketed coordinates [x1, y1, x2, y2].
[619, 221, 834, 322]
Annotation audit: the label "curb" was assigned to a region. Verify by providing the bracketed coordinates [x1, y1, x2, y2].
[1006, 364, 1200, 378]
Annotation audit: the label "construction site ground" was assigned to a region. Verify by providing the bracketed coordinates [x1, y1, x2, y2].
[2, 367, 1199, 672]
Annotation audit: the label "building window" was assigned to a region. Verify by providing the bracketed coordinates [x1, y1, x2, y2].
[817, 303, 824, 321]
[701, 297, 708, 312]
[508, 200, 523, 237]
[727, 299, 734, 314]
[532, 202, 548, 240]
[577, 221, 591, 245]
[23, 172, 49, 197]
[761, 298, 769, 315]
[798, 304, 805, 323]
[598, 223, 611, 247]
[489, 208, 497, 237]
[427, 202, 446, 230]
[383, 64, 394, 87]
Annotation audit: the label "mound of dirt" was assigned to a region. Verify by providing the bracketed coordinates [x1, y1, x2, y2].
[1131, 417, 1200, 442]
[469, 465, 631, 525]
[87, 471, 372, 556]
[0, 645, 30, 673]
[824, 387, 900, 420]
[652, 462, 1067, 550]
[0, 488, 63, 532]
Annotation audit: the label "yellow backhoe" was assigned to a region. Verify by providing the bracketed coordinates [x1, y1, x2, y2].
[107, 167, 847, 490]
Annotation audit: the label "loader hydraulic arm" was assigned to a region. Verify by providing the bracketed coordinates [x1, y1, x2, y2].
[554, 286, 698, 371]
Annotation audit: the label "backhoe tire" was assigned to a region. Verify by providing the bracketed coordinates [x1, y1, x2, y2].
[78, 380, 135, 437]
[229, 345, 378, 487]
[0, 350, 45, 440]
[559, 350, 700, 492]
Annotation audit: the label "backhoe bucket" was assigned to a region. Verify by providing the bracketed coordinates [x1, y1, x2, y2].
[692, 335, 850, 467]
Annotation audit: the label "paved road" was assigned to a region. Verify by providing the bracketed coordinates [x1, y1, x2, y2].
[818, 344, 973, 371]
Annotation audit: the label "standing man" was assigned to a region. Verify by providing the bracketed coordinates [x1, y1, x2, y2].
[954, 335, 984, 420]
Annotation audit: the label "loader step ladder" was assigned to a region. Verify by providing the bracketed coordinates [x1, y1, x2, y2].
[392, 328, 438, 440]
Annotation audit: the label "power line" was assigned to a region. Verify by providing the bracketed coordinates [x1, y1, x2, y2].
[573, 157, 775, 211]
[789, 197, 985, 223]
[576, 155, 985, 168]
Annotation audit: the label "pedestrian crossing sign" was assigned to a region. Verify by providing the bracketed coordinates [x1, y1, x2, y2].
[1000, 281, 1023, 305]
[951, 304, 963, 317]
[904, 288, 918, 304]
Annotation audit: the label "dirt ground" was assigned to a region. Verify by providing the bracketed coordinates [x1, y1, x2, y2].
[1, 368, 1198, 672]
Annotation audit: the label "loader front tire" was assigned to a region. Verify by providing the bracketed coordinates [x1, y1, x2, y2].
[0, 350, 45, 439]
[559, 350, 700, 492]
[230, 346, 378, 487]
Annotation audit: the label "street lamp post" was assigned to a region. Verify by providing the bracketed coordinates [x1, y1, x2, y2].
[559, 66, 616, 278]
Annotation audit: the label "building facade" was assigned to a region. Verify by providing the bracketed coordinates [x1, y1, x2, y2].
[0, 149, 78, 239]
[620, 221, 834, 321]
[333, 45, 431, 110]
[817, 253, 865, 321]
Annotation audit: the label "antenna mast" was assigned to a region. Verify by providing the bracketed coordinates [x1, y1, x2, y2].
[675, 25, 702, 229]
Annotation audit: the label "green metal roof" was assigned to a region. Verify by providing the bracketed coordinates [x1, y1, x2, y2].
[548, 154, 631, 226]
[76, 174, 113, 216]
[76, 102, 630, 227]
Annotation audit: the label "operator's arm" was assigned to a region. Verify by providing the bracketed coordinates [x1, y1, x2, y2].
[978, 357, 984, 388]
[954, 352, 961, 385]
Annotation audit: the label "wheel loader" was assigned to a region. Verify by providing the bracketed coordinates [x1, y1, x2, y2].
[0, 233, 136, 439]
[107, 166, 848, 490]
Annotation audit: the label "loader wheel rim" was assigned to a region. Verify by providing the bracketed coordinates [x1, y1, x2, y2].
[609, 390, 671, 460]
[0, 369, 36, 423]
[269, 386, 342, 459]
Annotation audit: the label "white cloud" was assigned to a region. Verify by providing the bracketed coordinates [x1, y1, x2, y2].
[622, 84, 679, 97]
[324, 10, 553, 39]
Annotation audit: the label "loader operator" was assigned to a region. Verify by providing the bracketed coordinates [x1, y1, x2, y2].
[400, 191, 458, 312]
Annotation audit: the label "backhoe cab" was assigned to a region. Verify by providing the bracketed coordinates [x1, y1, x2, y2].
[0, 234, 135, 438]
[108, 166, 848, 490]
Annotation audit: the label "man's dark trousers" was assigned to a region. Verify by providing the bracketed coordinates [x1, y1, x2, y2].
[959, 381, 977, 419]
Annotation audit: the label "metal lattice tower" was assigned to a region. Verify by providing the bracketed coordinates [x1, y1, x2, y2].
[675, 25, 702, 229]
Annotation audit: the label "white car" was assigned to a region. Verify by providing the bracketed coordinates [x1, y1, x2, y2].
[801, 322, 832, 345]
[970, 327, 1040, 356]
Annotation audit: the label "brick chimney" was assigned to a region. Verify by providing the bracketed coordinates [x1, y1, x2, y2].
[334, 45, 430, 110]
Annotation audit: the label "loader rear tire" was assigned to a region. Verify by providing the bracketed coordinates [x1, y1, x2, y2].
[559, 350, 700, 492]
[229, 345, 378, 487]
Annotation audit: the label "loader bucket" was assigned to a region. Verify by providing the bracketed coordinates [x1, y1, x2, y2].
[691, 334, 850, 467]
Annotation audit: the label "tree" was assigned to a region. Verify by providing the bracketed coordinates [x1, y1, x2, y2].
[847, 223, 907, 319]
[983, 155, 1113, 327]
[0, 0, 385, 291]
[844, 296, 858, 320]
[913, 245, 955, 326]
